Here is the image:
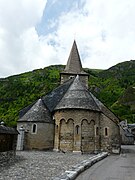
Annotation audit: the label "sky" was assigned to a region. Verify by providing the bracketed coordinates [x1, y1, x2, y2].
[0, 0, 135, 77]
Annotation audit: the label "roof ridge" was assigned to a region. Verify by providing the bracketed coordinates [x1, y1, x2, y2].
[90, 93, 119, 125]
[19, 98, 43, 118]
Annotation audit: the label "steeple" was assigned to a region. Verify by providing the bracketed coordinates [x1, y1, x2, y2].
[60, 41, 89, 87]
[60, 40, 89, 87]
[64, 40, 83, 73]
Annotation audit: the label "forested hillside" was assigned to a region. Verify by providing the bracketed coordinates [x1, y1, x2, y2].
[0, 65, 63, 126]
[89, 60, 135, 123]
[0, 60, 135, 126]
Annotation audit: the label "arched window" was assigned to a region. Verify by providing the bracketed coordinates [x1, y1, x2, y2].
[105, 127, 109, 136]
[96, 127, 99, 136]
[32, 124, 37, 134]
[76, 125, 79, 135]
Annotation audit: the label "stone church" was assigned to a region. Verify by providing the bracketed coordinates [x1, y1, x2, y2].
[17, 41, 121, 153]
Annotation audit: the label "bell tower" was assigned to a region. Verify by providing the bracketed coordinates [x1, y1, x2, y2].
[60, 40, 89, 87]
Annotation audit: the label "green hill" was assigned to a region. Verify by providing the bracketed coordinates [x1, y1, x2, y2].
[0, 60, 135, 126]
[0, 65, 63, 126]
[88, 60, 135, 123]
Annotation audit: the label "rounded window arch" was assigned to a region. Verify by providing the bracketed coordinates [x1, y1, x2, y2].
[60, 118, 66, 123]
[67, 118, 74, 124]
[81, 119, 89, 125]
[104, 127, 109, 136]
[32, 123, 37, 134]
[90, 119, 95, 125]
[76, 125, 79, 135]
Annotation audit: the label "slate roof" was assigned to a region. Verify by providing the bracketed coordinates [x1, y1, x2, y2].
[18, 98, 53, 123]
[122, 127, 134, 137]
[43, 78, 74, 112]
[19, 75, 120, 125]
[62, 40, 88, 75]
[19, 102, 36, 118]
[128, 124, 135, 129]
[90, 93, 119, 124]
[0, 125, 18, 134]
[54, 75, 100, 111]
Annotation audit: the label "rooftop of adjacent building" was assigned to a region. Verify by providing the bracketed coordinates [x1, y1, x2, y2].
[0, 122, 18, 134]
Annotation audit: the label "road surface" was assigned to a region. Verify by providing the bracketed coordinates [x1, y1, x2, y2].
[76, 145, 135, 180]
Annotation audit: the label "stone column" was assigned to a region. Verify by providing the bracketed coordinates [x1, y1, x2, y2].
[16, 126, 25, 151]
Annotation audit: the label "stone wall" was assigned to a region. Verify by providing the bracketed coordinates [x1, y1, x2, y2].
[17, 122, 54, 150]
[54, 109, 120, 154]
[100, 113, 121, 153]
[81, 119, 95, 153]
[54, 109, 100, 153]
[60, 73, 89, 87]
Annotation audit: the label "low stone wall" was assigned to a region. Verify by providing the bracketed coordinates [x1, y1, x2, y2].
[0, 150, 16, 166]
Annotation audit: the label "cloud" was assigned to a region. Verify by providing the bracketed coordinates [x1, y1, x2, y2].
[1, 0, 135, 77]
[41, 0, 135, 70]
[0, 0, 47, 77]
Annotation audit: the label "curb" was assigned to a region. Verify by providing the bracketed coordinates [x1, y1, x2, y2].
[53, 152, 108, 180]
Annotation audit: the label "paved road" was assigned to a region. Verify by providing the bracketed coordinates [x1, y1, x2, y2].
[76, 145, 135, 180]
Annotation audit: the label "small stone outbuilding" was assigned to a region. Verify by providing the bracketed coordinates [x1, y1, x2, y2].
[0, 122, 18, 163]
[17, 41, 121, 153]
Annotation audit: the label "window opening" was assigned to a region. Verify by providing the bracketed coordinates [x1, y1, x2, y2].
[76, 125, 79, 135]
[32, 124, 37, 134]
[105, 127, 108, 136]
[96, 127, 99, 136]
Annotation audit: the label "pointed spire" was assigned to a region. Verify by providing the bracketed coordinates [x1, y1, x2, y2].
[64, 40, 83, 73]
[60, 41, 89, 87]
